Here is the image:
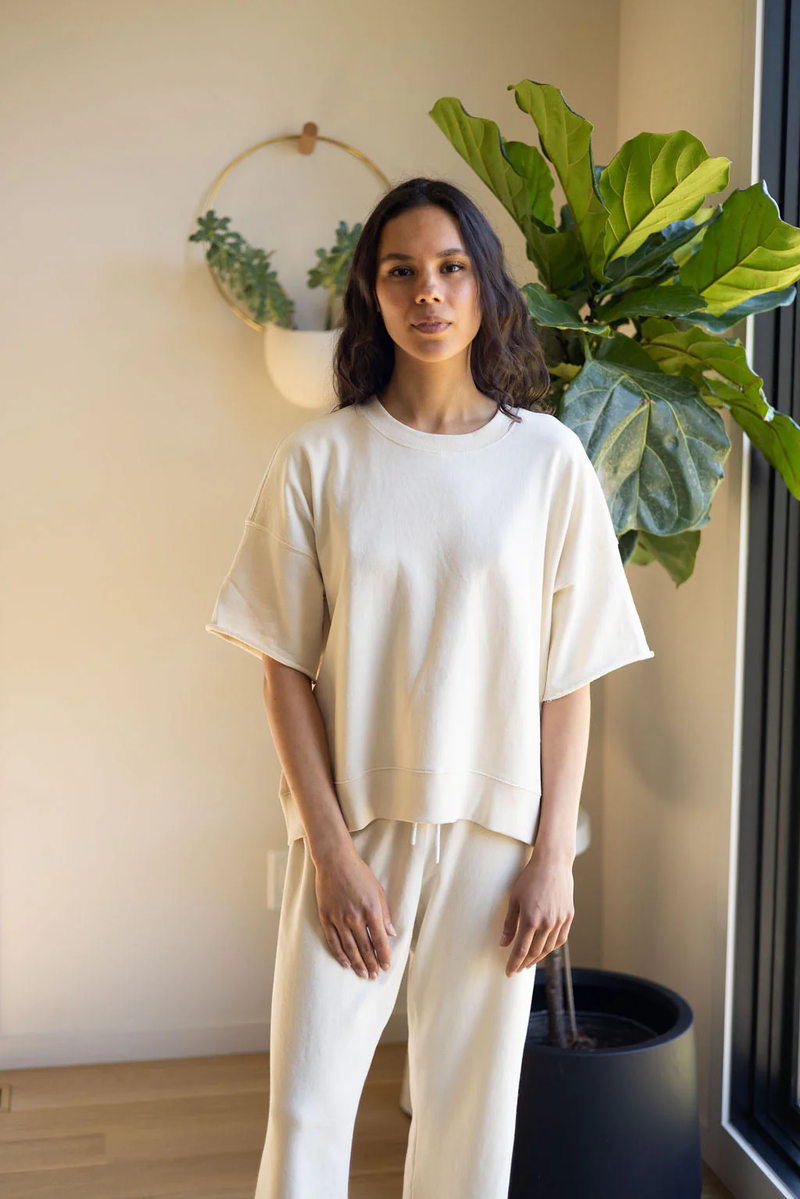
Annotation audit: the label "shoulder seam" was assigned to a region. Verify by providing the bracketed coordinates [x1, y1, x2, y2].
[245, 519, 319, 563]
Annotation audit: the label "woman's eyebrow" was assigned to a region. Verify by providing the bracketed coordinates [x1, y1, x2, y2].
[378, 247, 467, 264]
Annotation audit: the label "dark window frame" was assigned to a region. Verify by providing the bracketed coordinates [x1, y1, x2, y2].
[732, 0, 800, 1190]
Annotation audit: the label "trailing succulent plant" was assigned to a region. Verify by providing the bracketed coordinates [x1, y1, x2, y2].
[189, 213, 362, 332]
[429, 81, 800, 584]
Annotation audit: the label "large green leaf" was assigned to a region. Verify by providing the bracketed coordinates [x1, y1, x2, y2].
[671, 207, 719, 265]
[676, 284, 797, 333]
[641, 316, 800, 498]
[428, 97, 538, 226]
[597, 282, 708, 324]
[628, 528, 703, 586]
[680, 180, 800, 314]
[560, 334, 730, 536]
[502, 139, 556, 228]
[508, 80, 609, 282]
[599, 211, 720, 294]
[521, 281, 612, 335]
[428, 96, 584, 293]
[599, 131, 729, 266]
[522, 221, 588, 294]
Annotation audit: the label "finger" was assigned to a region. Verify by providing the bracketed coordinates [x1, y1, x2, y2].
[527, 925, 555, 966]
[498, 896, 519, 947]
[505, 921, 536, 975]
[350, 919, 381, 979]
[511, 920, 555, 973]
[382, 900, 397, 939]
[522, 921, 562, 968]
[524, 926, 558, 968]
[520, 935, 550, 969]
[323, 922, 352, 969]
[541, 922, 565, 958]
[367, 911, 392, 972]
[337, 924, 370, 978]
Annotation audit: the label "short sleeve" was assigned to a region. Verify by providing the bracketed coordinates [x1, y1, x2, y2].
[205, 434, 328, 681]
[542, 440, 654, 702]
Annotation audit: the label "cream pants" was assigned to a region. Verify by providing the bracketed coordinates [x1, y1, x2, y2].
[255, 816, 537, 1199]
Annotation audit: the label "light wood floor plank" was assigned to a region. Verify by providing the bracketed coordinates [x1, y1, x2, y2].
[0, 1046, 735, 1197]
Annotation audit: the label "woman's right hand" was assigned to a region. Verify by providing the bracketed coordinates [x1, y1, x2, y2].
[313, 843, 397, 979]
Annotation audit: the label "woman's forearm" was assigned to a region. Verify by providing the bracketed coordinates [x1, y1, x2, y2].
[261, 655, 353, 867]
[536, 684, 591, 859]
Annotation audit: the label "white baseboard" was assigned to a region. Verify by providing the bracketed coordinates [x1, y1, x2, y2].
[0, 1009, 409, 1070]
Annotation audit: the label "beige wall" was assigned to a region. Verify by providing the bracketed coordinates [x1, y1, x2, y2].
[606, 4, 777, 1197]
[1, 7, 773, 1192]
[0, 0, 622, 1068]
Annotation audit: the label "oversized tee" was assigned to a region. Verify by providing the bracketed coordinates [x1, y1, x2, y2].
[206, 395, 655, 847]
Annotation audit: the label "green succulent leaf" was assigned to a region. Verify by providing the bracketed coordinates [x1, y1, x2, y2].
[641, 316, 800, 498]
[680, 180, 800, 314]
[599, 131, 729, 266]
[188, 208, 296, 327]
[508, 79, 609, 283]
[307, 220, 362, 295]
[521, 280, 612, 335]
[560, 333, 731, 536]
[597, 282, 708, 324]
[628, 528, 703, 585]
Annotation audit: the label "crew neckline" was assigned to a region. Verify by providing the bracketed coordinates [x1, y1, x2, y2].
[358, 394, 515, 452]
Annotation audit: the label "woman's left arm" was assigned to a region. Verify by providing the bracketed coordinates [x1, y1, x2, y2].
[499, 684, 590, 977]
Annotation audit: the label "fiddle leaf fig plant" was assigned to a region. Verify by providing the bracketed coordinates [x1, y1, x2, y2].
[430, 81, 800, 586]
[189, 210, 362, 332]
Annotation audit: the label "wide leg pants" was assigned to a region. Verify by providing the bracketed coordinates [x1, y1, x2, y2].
[255, 816, 537, 1199]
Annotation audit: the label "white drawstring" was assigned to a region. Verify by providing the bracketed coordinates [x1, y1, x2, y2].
[410, 821, 441, 864]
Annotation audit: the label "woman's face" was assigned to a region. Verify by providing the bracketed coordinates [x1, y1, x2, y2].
[374, 205, 482, 362]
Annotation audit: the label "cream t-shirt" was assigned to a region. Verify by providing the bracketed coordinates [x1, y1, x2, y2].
[206, 395, 654, 846]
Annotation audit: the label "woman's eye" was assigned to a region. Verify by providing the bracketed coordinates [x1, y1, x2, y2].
[388, 262, 465, 277]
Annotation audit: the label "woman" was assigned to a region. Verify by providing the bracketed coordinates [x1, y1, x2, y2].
[206, 176, 654, 1199]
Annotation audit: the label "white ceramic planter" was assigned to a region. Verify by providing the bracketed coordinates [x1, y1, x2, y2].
[264, 323, 342, 409]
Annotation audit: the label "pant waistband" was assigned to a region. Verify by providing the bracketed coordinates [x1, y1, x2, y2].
[410, 821, 442, 864]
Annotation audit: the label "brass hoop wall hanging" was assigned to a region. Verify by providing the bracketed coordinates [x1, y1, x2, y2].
[197, 122, 392, 332]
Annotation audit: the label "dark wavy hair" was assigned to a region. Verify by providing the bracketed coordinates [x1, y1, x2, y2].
[331, 176, 555, 422]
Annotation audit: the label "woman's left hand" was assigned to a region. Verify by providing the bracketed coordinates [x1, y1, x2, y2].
[499, 846, 575, 977]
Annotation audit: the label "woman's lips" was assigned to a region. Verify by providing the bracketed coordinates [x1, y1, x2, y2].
[412, 321, 450, 333]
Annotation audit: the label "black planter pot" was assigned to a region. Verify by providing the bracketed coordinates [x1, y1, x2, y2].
[509, 967, 702, 1199]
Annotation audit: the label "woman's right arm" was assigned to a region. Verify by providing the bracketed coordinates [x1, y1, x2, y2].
[261, 654, 396, 980]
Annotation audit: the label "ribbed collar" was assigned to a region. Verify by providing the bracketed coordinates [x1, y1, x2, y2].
[357, 394, 515, 453]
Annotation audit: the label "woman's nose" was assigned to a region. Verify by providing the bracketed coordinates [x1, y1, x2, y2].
[415, 279, 443, 302]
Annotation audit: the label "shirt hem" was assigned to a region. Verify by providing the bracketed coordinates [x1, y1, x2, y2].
[205, 622, 316, 679]
[542, 648, 655, 702]
[277, 767, 543, 848]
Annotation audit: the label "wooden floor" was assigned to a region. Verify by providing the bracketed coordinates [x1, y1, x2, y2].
[0, 1044, 735, 1197]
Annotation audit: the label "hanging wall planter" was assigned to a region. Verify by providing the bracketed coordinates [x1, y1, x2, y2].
[262, 323, 342, 409]
[189, 122, 391, 409]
